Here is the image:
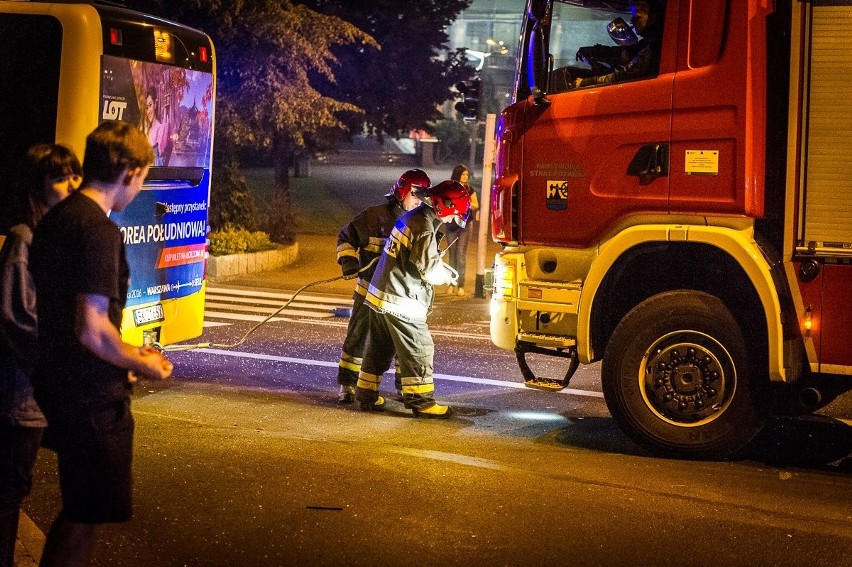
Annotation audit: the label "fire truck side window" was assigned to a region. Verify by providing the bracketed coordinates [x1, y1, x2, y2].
[548, 0, 665, 94]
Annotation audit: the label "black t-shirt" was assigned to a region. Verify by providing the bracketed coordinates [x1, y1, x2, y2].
[30, 191, 131, 412]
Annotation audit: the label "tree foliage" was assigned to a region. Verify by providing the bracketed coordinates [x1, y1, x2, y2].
[123, 1, 477, 242]
[300, 0, 475, 139]
[126, 0, 376, 242]
[208, 159, 259, 232]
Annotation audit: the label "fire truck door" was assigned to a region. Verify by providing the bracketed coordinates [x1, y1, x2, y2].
[669, 1, 762, 218]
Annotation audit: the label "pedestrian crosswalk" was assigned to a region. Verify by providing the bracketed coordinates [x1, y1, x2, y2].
[204, 285, 353, 326]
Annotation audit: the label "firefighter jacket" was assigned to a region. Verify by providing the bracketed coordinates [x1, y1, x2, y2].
[365, 204, 454, 323]
[336, 198, 405, 299]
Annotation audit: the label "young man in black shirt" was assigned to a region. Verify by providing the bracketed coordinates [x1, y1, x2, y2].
[30, 121, 173, 566]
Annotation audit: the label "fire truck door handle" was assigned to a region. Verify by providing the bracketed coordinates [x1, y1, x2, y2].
[627, 143, 669, 184]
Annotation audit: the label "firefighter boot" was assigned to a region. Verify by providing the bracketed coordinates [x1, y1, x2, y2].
[338, 384, 356, 404]
[393, 373, 406, 406]
[412, 403, 453, 419]
[355, 387, 386, 412]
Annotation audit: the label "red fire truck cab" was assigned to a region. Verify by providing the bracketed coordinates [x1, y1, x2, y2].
[487, 0, 852, 458]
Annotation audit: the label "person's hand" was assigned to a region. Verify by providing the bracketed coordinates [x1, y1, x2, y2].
[441, 261, 459, 286]
[576, 46, 594, 64]
[131, 346, 173, 382]
[340, 257, 359, 280]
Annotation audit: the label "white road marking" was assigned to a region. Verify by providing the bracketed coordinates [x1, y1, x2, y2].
[206, 295, 350, 310]
[191, 348, 604, 399]
[207, 286, 347, 306]
[205, 302, 335, 318]
[205, 285, 351, 322]
[385, 448, 506, 470]
[204, 291, 491, 339]
[203, 310, 349, 327]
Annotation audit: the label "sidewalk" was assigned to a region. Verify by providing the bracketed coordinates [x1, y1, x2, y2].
[213, 231, 498, 300]
[211, 233, 356, 294]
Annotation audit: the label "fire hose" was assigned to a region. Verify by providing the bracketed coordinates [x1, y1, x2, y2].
[158, 236, 459, 353]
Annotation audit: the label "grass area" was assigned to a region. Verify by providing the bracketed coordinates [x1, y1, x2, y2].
[241, 167, 356, 236]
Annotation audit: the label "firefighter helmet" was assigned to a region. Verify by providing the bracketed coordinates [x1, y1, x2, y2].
[425, 180, 472, 228]
[387, 169, 431, 202]
[607, 17, 638, 46]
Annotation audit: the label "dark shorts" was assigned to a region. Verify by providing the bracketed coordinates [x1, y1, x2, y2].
[45, 399, 134, 524]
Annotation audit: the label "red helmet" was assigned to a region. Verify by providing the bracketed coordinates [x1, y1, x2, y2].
[425, 180, 472, 228]
[387, 168, 431, 201]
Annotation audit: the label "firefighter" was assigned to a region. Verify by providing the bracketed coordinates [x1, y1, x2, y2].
[573, 0, 665, 88]
[335, 169, 430, 403]
[355, 180, 472, 418]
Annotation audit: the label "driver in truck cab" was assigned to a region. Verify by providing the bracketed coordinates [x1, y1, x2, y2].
[549, 0, 665, 92]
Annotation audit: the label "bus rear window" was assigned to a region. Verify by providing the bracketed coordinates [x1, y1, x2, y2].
[101, 55, 213, 169]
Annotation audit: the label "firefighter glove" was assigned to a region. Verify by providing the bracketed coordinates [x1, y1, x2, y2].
[340, 256, 360, 280]
[443, 261, 459, 286]
[576, 44, 618, 67]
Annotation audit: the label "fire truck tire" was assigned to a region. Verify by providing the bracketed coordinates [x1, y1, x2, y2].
[601, 290, 765, 460]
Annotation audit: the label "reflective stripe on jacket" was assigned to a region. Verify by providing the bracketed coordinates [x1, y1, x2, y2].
[336, 198, 404, 298]
[365, 204, 446, 322]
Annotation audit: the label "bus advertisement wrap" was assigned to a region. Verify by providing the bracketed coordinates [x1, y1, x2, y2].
[113, 184, 209, 307]
[100, 54, 213, 167]
[101, 55, 214, 310]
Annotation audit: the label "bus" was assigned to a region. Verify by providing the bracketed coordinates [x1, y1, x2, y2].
[0, 0, 216, 347]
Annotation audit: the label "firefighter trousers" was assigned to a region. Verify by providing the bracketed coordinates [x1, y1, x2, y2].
[356, 310, 437, 411]
[337, 293, 401, 390]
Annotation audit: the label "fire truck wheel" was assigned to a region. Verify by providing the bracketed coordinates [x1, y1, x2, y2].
[601, 290, 765, 460]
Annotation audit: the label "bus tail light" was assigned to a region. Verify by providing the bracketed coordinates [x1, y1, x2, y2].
[109, 27, 123, 46]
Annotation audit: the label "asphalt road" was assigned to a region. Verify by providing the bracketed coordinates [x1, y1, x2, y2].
[21, 274, 852, 567]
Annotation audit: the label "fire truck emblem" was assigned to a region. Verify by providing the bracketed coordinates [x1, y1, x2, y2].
[546, 180, 569, 210]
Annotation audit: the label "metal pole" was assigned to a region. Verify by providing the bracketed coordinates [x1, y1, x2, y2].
[474, 113, 497, 299]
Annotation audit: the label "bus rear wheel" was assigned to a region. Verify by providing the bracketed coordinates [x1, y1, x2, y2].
[601, 291, 765, 460]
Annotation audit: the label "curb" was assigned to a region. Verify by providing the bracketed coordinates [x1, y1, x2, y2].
[207, 243, 298, 281]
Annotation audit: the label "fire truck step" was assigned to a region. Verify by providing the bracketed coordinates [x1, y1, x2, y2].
[523, 377, 567, 391]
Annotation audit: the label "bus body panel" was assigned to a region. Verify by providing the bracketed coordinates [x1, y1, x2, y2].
[54, 3, 104, 159]
[0, 1, 215, 347]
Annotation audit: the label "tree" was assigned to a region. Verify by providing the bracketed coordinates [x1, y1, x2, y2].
[127, 0, 376, 243]
[300, 0, 475, 140]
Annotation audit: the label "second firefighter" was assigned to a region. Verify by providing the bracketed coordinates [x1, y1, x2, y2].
[355, 180, 472, 418]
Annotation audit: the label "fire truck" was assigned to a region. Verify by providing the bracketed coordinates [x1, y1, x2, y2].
[486, 0, 852, 458]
